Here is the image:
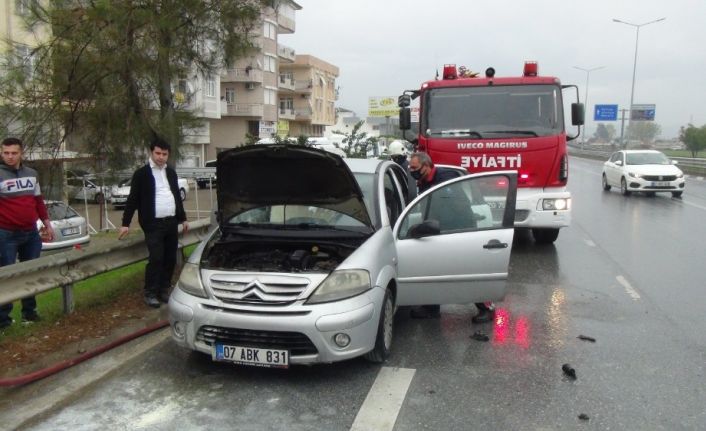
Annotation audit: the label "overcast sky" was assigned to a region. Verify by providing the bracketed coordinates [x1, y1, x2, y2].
[286, 0, 706, 138]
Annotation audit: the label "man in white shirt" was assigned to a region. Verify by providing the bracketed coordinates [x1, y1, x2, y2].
[119, 138, 188, 308]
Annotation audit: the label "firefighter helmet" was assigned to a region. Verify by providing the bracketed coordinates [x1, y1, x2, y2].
[388, 140, 409, 156]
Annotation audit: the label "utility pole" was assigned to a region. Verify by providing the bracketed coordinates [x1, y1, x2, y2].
[619, 109, 629, 148]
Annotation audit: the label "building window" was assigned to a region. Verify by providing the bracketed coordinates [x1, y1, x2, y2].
[264, 55, 277, 73]
[15, 0, 37, 16]
[264, 89, 277, 105]
[205, 77, 216, 97]
[15, 45, 35, 77]
[263, 21, 277, 40]
[225, 87, 235, 104]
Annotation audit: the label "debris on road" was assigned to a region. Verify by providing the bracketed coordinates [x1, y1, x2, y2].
[470, 331, 489, 342]
[562, 363, 577, 380]
[578, 413, 590, 421]
[577, 335, 596, 342]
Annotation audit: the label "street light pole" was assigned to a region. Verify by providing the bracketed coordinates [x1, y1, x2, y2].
[613, 17, 665, 148]
[573, 65, 604, 149]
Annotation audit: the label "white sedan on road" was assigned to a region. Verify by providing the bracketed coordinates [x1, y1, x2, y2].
[602, 150, 685, 197]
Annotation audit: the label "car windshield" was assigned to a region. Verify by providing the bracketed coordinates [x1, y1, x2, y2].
[227, 205, 368, 231]
[625, 152, 671, 165]
[47, 203, 78, 220]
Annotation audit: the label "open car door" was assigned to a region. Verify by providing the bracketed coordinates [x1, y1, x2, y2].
[393, 171, 517, 306]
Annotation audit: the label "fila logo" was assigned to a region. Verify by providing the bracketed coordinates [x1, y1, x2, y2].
[2, 177, 36, 192]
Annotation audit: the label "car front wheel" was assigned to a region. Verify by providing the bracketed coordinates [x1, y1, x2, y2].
[365, 287, 394, 363]
[602, 174, 611, 191]
[532, 228, 559, 244]
[672, 191, 683, 198]
[621, 178, 631, 196]
[180, 188, 186, 201]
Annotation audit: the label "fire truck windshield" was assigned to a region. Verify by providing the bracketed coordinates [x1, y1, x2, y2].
[423, 84, 564, 139]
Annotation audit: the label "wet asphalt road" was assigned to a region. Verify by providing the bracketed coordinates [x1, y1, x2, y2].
[8, 157, 706, 430]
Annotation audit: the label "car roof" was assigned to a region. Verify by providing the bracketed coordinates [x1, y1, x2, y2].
[622, 150, 662, 154]
[344, 157, 385, 174]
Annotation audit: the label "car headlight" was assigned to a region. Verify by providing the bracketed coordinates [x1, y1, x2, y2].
[541, 198, 570, 211]
[628, 172, 642, 178]
[677, 172, 684, 178]
[306, 269, 371, 304]
[177, 262, 208, 298]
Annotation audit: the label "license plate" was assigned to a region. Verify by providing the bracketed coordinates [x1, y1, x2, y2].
[214, 344, 289, 368]
[651, 181, 669, 187]
[487, 200, 505, 209]
[62, 226, 80, 235]
[113, 197, 126, 203]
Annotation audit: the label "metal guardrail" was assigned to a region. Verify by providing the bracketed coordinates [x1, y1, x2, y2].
[568, 146, 706, 176]
[0, 218, 213, 310]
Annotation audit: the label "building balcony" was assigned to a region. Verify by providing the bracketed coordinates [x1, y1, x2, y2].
[221, 68, 263, 83]
[278, 75, 295, 91]
[295, 79, 313, 93]
[277, 14, 295, 34]
[279, 107, 295, 120]
[277, 44, 296, 63]
[223, 103, 264, 117]
[295, 108, 312, 120]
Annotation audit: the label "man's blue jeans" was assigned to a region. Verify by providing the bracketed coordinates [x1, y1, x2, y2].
[0, 228, 42, 324]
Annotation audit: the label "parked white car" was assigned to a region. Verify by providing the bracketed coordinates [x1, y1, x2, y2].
[169, 144, 518, 368]
[602, 150, 685, 197]
[111, 177, 189, 209]
[38, 201, 90, 252]
[66, 171, 111, 204]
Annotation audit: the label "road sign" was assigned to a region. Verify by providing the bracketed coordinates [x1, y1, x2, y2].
[594, 104, 618, 121]
[630, 104, 656, 121]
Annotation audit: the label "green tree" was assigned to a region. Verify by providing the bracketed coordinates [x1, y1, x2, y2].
[626, 121, 662, 145]
[593, 123, 616, 142]
[333, 120, 378, 159]
[679, 124, 706, 158]
[0, 0, 269, 170]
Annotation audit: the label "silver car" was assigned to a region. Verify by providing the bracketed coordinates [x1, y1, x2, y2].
[169, 145, 517, 367]
[37, 201, 91, 252]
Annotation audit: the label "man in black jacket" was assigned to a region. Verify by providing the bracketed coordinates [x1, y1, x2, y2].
[408, 152, 495, 323]
[118, 138, 188, 308]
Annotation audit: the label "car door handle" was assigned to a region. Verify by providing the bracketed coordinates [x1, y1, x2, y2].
[483, 239, 508, 249]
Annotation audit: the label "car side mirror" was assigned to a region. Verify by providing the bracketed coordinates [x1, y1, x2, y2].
[571, 103, 585, 126]
[615, 160, 623, 166]
[407, 219, 440, 239]
[672, 160, 679, 165]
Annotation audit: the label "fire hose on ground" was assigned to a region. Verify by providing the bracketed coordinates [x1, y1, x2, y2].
[0, 320, 169, 387]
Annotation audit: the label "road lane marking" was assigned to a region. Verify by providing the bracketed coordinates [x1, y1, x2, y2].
[616, 275, 641, 301]
[350, 367, 416, 431]
[584, 239, 596, 247]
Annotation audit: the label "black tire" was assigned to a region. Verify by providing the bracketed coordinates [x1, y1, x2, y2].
[94, 192, 105, 204]
[620, 178, 631, 196]
[672, 191, 683, 198]
[180, 188, 187, 201]
[532, 228, 559, 244]
[365, 287, 394, 363]
[602, 174, 611, 191]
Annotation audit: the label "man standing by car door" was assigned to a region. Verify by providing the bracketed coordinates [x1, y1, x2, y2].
[408, 152, 495, 323]
[0, 137, 54, 329]
[118, 138, 188, 308]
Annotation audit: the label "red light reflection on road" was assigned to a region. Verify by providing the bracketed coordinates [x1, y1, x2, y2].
[492, 308, 531, 349]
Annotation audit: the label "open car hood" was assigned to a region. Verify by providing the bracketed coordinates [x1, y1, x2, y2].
[217, 145, 372, 228]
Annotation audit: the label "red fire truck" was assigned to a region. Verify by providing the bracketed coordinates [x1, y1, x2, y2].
[398, 62, 584, 244]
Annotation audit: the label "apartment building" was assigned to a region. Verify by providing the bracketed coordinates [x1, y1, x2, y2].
[278, 54, 339, 139]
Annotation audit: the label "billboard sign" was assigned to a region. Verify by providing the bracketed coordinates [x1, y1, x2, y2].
[594, 104, 618, 121]
[368, 97, 399, 117]
[630, 104, 656, 121]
